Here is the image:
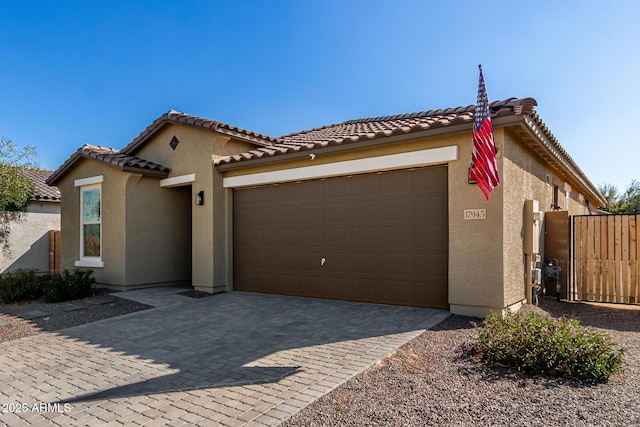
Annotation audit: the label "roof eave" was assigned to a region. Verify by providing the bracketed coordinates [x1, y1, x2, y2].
[506, 115, 606, 207]
[46, 150, 84, 186]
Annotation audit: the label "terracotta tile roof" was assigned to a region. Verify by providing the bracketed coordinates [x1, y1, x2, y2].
[19, 169, 61, 202]
[122, 109, 280, 155]
[47, 144, 170, 185]
[216, 97, 537, 165]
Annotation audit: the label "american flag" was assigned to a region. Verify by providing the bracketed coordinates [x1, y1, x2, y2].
[470, 65, 500, 200]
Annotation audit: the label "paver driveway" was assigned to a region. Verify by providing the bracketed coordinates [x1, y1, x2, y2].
[0, 289, 448, 426]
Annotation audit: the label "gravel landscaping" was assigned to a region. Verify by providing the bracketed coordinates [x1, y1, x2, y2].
[285, 298, 640, 427]
[0, 291, 151, 343]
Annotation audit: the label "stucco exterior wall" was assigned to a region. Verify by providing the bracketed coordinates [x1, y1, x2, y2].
[57, 159, 127, 286]
[124, 175, 192, 287]
[0, 202, 60, 273]
[447, 131, 505, 317]
[500, 128, 598, 310]
[131, 124, 255, 292]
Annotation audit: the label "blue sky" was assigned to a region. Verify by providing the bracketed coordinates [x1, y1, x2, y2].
[1, 0, 638, 191]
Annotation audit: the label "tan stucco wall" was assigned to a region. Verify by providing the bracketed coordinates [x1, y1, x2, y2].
[123, 175, 192, 287]
[448, 131, 505, 315]
[56, 123, 256, 291]
[130, 124, 256, 292]
[57, 158, 127, 286]
[0, 202, 60, 273]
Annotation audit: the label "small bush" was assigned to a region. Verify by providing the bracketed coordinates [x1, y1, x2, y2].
[0, 269, 46, 303]
[473, 311, 625, 383]
[42, 269, 96, 303]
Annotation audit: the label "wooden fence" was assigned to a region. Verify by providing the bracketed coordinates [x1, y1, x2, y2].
[49, 230, 61, 275]
[573, 214, 639, 304]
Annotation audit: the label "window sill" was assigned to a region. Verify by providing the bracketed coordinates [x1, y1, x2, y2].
[75, 260, 104, 268]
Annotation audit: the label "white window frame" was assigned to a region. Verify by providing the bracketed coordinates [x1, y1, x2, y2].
[75, 176, 104, 267]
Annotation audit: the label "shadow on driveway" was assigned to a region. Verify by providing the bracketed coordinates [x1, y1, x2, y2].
[57, 291, 447, 403]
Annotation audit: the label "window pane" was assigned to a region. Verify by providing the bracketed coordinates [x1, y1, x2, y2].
[83, 189, 101, 223]
[83, 224, 100, 257]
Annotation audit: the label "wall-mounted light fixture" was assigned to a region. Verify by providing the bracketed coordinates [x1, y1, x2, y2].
[468, 167, 476, 184]
[196, 191, 204, 205]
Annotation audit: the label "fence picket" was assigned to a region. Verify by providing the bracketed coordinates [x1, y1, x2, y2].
[572, 214, 639, 305]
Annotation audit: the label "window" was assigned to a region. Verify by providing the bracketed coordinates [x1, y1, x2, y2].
[552, 185, 560, 210]
[75, 176, 104, 267]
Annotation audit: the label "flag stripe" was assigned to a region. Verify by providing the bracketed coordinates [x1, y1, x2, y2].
[471, 67, 500, 200]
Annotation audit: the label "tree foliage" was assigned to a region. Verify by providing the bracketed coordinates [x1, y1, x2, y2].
[599, 180, 640, 214]
[0, 138, 38, 251]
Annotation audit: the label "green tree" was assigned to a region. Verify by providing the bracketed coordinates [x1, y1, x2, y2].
[599, 180, 640, 214]
[0, 138, 38, 252]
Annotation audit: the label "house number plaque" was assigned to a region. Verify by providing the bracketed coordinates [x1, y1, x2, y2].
[464, 209, 487, 220]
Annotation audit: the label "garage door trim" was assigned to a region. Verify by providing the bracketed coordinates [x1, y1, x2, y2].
[223, 145, 457, 188]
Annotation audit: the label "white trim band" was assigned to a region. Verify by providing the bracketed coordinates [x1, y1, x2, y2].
[160, 173, 196, 188]
[74, 175, 104, 187]
[75, 260, 104, 268]
[223, 146, 457, 188]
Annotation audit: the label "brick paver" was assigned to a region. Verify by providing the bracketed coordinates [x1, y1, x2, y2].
[0, 291, 448, 425]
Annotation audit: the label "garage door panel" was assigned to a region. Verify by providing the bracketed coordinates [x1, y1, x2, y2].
[415, 167, 447, 190]
[277, 251, 299, 271]
[277, 228, 299, 247]
[353, 277, 382, 302]
[233, 165, 448, 309]
[382, 226, 415, 248]
[299, 228, 324, 246]
[324, 252, 351, 274]
[299, 275, 325, 298]
[382, 170, 411, 194]
[326, 227, 351, 249]
[326, 201, 352, 224]
[301, 202, 325, 223]
[298, 251, 324, 270]
[414, 253, 447, 277]
[301, 179, 325, 201]
[382, 252, 414, 276]
[353, 226, 380, 248]
[415, 194, 446, 218]
[353, 252, 380, 275]
[325, 177, 350, 198]
[277, 182, 301, 202]
[279, 274, 303, 295]
[415, 280, 448, 308]
[382, 279, 413, 305]
[278, 205, 301, 224]
[383, 198, 412, 221]
[353, 199, 382, 222]
[415, 225, 447, 248]
[325, 276, 352, 300]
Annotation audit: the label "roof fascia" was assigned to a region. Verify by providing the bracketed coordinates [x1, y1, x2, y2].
[46, 151, 83, 186]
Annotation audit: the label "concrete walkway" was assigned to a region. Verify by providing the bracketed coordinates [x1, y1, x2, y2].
[0, 289, 449, 426]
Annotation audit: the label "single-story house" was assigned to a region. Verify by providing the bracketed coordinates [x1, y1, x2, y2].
[0, 169, 61, 274]
[47, 97, 605, 317]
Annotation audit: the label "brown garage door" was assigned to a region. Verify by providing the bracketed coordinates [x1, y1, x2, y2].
[233, 166, 448, 309]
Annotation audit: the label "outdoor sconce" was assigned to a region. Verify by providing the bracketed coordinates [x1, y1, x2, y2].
[468, 167, 476, 184]
[196, 191, 204, 206]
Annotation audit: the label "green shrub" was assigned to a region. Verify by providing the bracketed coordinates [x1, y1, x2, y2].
[0, 269, 46, 303]
[473, 311, 625, 383]
[42, 269, 96, 303]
